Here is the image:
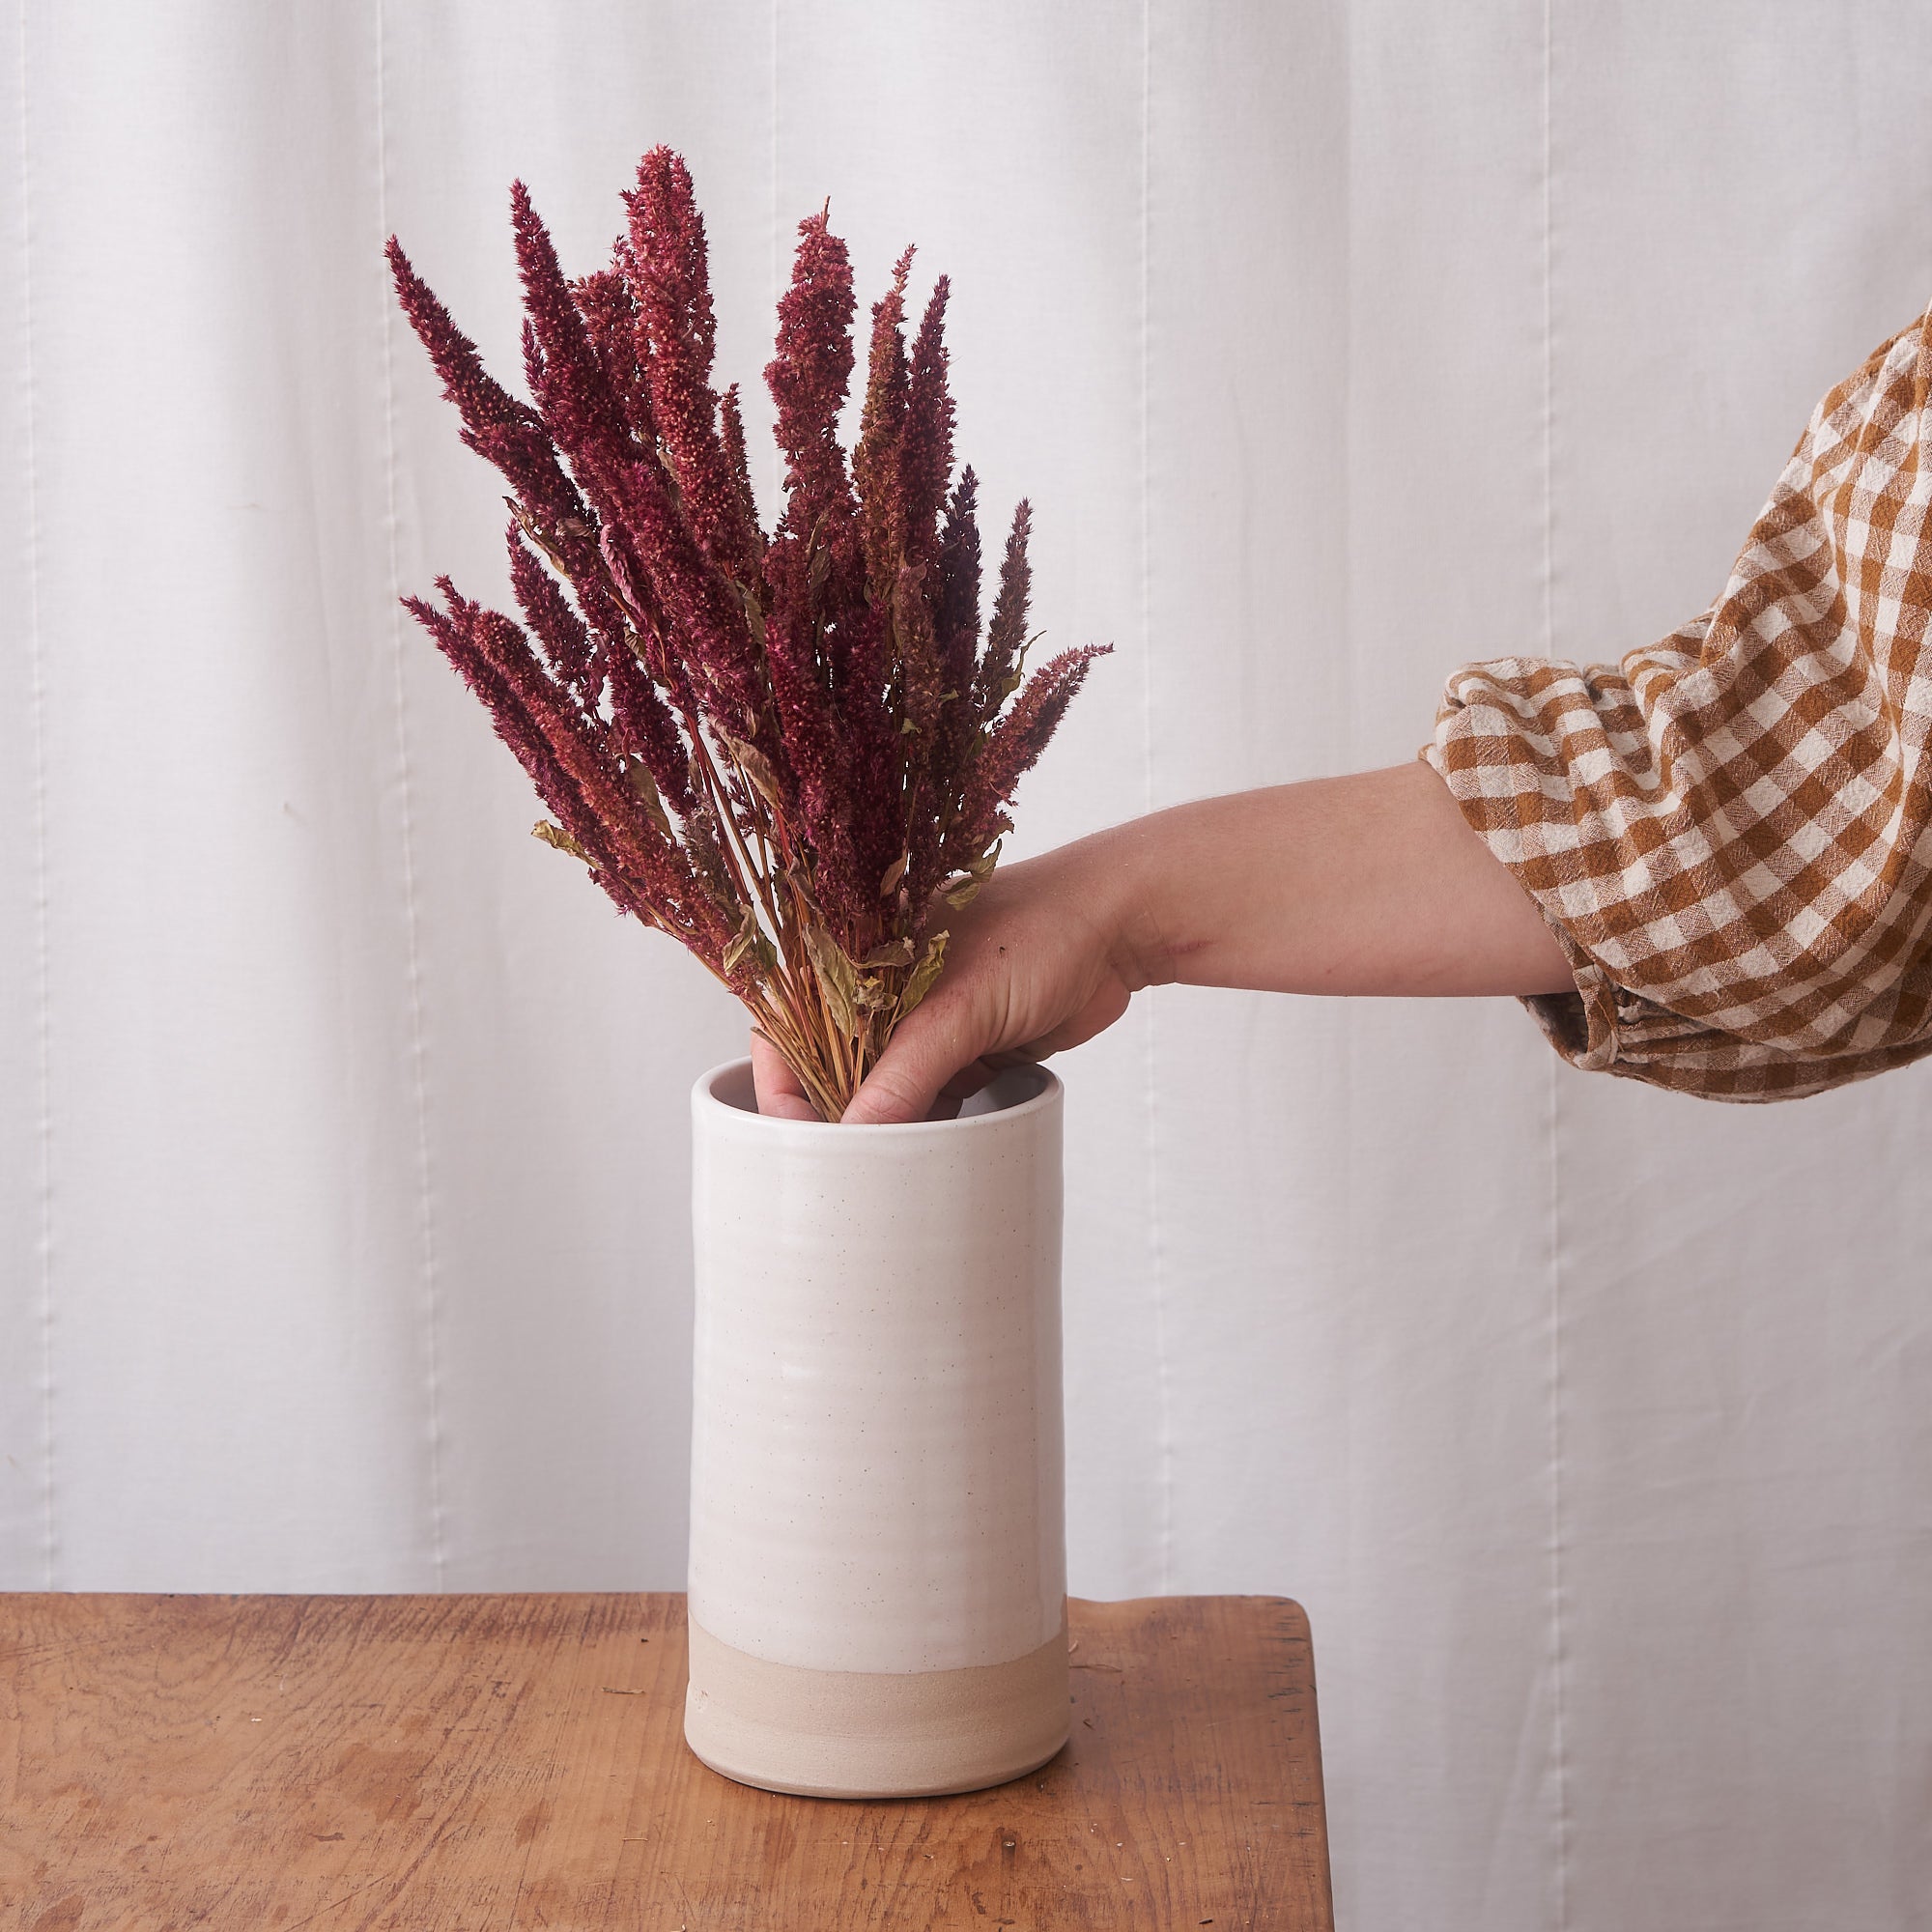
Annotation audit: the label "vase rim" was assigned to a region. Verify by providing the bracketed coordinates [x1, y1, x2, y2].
[693, 1056, 1062, 1133]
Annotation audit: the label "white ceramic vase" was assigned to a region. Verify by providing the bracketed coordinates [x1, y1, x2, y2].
[683, 1056, 1068, 1800]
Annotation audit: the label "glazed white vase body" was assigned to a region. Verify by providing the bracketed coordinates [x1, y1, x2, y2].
[684, 1058, 1068, 1799]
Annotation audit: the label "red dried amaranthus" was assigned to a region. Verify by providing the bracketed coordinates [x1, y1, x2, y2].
[389, 149, 1106, 1120]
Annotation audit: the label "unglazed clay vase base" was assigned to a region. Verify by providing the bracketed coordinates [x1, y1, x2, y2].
[684, 1617, 1070, 1800]
[686, 1058, 1068, 1800]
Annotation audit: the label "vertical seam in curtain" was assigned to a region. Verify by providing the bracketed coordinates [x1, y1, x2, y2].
[768, 0, 781, 511]
[1139, 0, 1173, 1594]
[16, 0, 55, 1591]
[374, 0, 448, 1587]
[1543, 0, 1572, 1919]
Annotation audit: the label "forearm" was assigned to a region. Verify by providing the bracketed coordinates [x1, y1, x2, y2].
[822, 763, 1576, 1122]
[1104, 762, 1575, 1000]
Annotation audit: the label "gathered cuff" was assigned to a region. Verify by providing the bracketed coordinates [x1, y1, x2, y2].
[1417, 734, 1932, 1103]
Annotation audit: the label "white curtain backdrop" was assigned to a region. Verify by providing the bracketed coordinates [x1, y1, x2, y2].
[7, 4, 1932, 1925]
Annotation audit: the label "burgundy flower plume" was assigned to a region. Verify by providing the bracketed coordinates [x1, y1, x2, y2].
[389, 149, 1108, 1119]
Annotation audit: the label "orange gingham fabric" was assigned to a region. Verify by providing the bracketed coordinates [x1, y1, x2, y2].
[1425, 303, 1932, 1101]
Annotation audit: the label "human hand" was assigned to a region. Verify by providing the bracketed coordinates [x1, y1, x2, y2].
[750, 825, 1154, 1124]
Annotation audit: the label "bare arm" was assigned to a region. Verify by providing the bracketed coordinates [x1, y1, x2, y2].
[753, 761, 1575, 1123]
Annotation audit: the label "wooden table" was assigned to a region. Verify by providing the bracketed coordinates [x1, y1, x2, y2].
[2, 1592, 1333, 1930]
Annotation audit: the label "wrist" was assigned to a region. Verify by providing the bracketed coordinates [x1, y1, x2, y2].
[1083, 814, 1179, 992]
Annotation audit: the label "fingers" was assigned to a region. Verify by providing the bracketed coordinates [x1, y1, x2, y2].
[749, 1028, 822, 1121]
[842, 988, 988, 1124]
[751, 1010, 1018, 1126]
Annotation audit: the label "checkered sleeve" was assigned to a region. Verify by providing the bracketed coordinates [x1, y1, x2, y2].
[1425, 303, 1932, 1100]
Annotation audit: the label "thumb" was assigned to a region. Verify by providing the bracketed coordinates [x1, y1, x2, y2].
[843, 992, 982, 1124]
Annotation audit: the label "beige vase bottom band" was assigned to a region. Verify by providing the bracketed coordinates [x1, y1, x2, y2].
[683, 1616, 1071, 1800]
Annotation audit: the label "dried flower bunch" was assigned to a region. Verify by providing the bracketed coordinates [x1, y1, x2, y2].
[387, 149, 1106, 1121]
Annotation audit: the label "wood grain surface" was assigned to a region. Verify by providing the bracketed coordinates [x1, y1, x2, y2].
[1, 1592, 1332, 1930]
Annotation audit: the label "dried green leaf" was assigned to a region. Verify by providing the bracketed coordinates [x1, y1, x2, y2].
[990, 634, 1043, 711]
[899, 931, 949, 1017]
[720, 733, 785, 815]
[532, 820, 590, 863]
[722, 904, 760, 976]
[879, 852, 909, 896]
[622, 758, 672, 839]
[731, 579, 769, 651]
[941, 836, 1005, 908]
[861, 937, 915, 969]
[508, 498, 569, 577]
[785, 866, 825, 922]
[969, 839, 1004, 884]
[804, 925, 861, 1037]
